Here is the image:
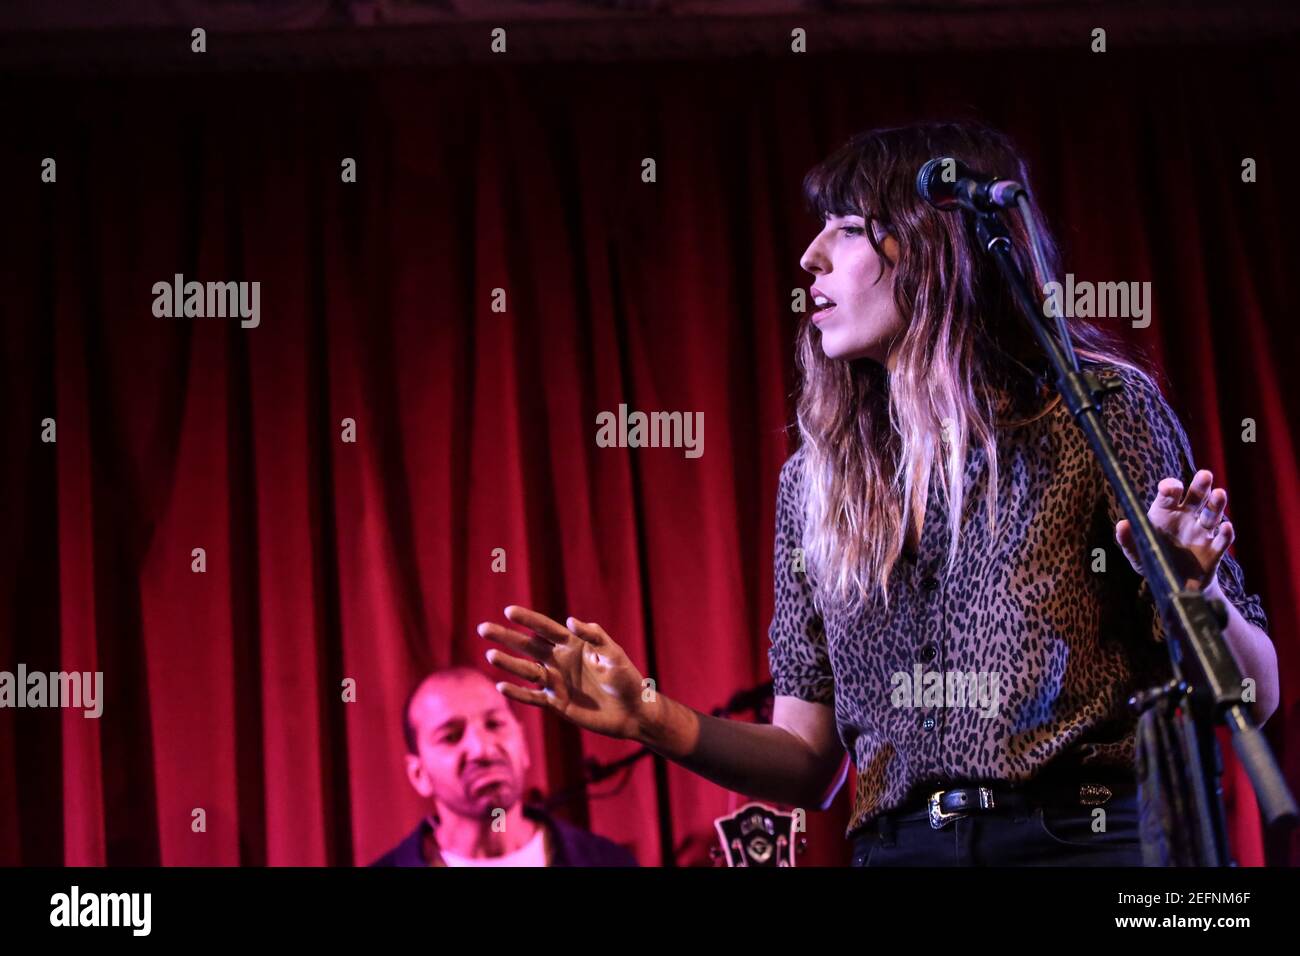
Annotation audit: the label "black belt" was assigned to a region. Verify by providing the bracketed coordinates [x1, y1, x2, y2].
[869, 778, 1135, 831]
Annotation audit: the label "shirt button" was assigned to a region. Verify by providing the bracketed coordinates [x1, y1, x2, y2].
[922, 716, 936, 731]
[921, 576, 939, 593]
[920, 644, 937, 663]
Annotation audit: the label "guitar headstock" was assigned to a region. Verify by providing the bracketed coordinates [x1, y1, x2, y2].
[711, 802, 802, 867]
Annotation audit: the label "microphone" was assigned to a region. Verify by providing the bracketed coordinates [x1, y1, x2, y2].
[916, 157, 1026, 213]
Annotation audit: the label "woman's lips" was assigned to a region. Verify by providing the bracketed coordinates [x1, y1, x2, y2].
[812, 305, 837, 325]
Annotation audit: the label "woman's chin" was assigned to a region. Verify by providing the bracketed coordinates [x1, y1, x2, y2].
[820, 335, 881, 364]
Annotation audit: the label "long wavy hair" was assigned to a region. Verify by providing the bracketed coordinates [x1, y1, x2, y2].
[797, 121, 1148, 612]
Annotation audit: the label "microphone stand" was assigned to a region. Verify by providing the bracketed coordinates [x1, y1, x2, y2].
[968, 204, 1296, 864]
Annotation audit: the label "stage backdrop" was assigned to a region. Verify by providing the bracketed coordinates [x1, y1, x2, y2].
[2, 43, 1297, 866]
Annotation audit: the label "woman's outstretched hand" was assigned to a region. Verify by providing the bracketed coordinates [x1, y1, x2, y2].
[1115, 469, 1235, 594]
[477, 606, 648, 740]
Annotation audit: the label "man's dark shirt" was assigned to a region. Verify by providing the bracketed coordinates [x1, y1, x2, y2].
[370, 804, 638, 867]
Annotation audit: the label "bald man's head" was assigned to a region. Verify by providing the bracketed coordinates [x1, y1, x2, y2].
[400, 668, 531, 820]
[402, 668, 498, 754]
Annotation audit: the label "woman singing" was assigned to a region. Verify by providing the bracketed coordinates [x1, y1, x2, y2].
[476, 121, 1278, 866]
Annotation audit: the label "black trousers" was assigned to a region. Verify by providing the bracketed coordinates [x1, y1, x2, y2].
[850, 789, 1145, 866]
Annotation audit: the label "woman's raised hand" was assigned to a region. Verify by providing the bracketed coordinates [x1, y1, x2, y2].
[1115, 469, 1236, 594]
[477, 606, 649, 740]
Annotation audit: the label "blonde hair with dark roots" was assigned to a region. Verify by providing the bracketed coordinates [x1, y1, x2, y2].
[797, 121, 1148, 612]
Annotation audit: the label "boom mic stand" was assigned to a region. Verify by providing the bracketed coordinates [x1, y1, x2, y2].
[967, 198, 1295, 865]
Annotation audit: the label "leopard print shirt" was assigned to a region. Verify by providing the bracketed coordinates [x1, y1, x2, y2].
[767, 364, 1271, 838]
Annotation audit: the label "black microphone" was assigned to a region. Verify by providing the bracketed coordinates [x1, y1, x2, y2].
[916, 157, 1026, 213]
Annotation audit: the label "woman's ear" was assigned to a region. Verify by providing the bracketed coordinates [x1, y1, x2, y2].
[875, 223, 900, 267]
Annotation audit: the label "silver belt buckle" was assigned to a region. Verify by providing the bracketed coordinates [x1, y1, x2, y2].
[927, 787, 995, 829]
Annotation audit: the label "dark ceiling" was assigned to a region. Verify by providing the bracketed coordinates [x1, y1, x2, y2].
[0, 0, 1295, 71]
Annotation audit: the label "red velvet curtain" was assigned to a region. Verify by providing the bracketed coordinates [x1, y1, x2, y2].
[2, 46, 1297, 866]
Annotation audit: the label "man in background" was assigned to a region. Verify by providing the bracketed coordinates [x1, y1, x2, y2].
[371, 667, 637, 866]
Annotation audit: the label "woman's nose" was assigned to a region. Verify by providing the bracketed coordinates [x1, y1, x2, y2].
[800, 242, 826, 275]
